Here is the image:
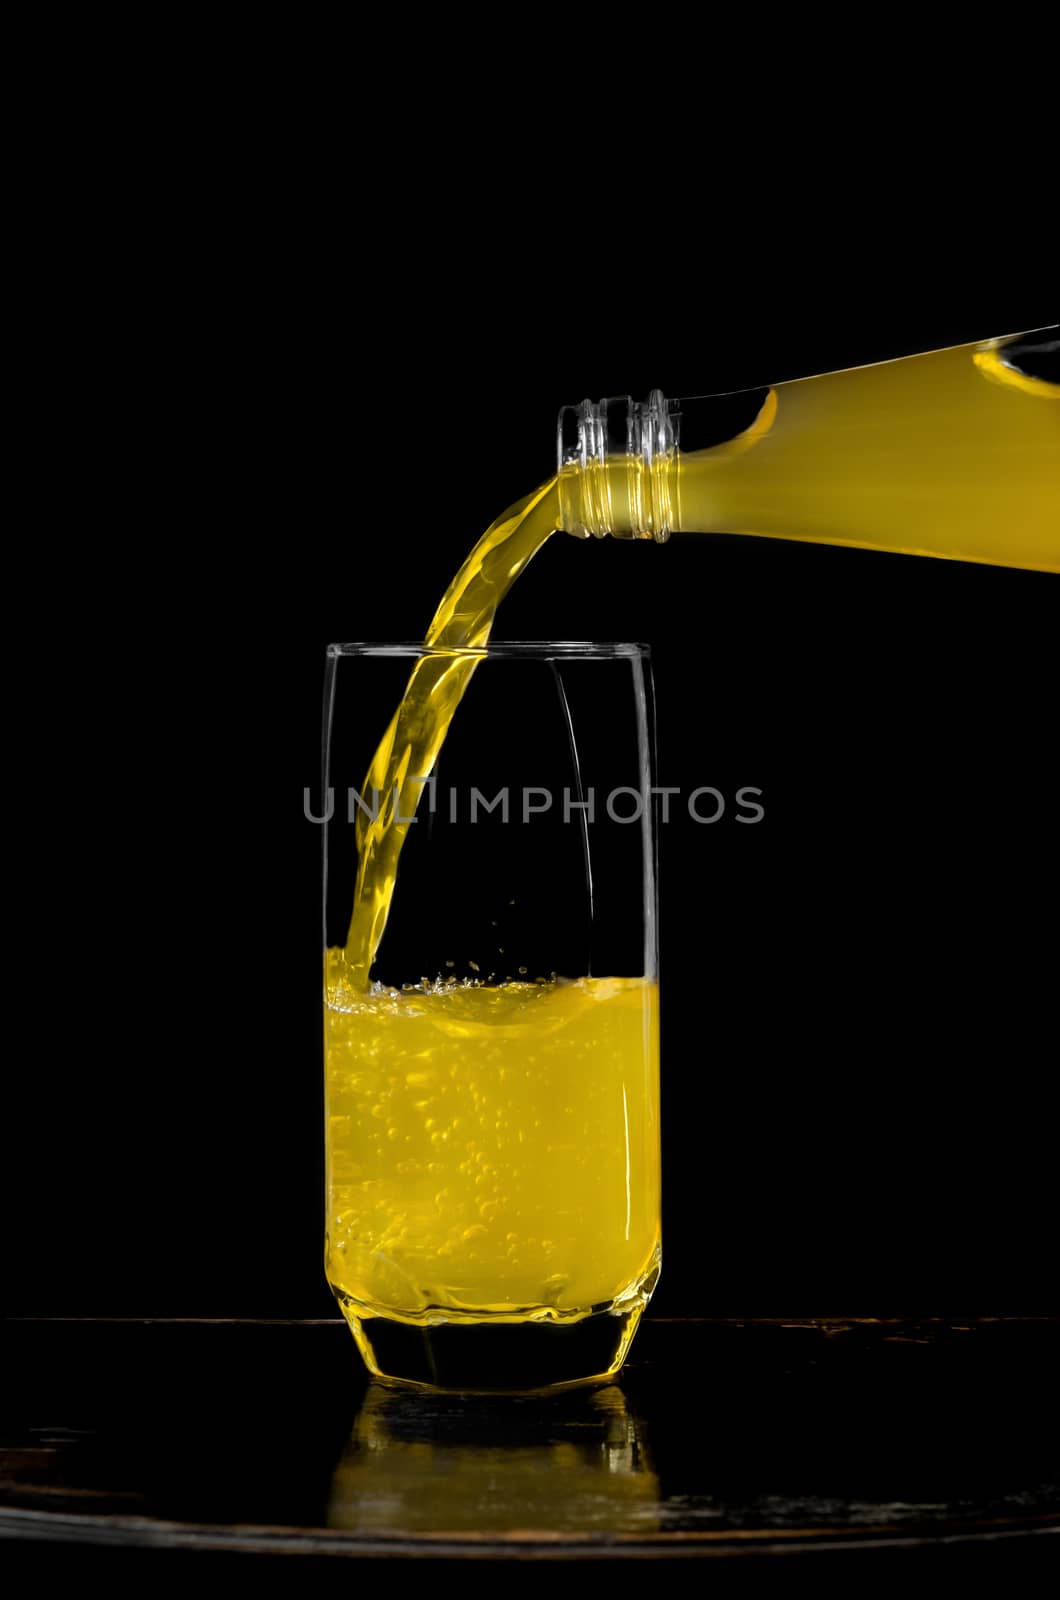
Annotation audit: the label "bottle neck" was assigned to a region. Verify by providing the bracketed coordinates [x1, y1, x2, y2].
[555, 385, 773, 539]
[557, 391, 680, 541]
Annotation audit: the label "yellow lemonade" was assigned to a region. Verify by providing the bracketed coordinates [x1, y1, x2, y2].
[343, 480, 557, 990]
[326, 966, 660, 1342]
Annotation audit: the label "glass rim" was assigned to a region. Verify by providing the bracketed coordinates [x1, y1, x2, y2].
[326, 640, 651, 660]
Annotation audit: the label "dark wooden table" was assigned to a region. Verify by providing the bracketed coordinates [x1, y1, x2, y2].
[2, 1318, 1057, 1574]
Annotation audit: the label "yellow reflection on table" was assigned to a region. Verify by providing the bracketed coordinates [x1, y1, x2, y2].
[328, 1382, 659, 1537]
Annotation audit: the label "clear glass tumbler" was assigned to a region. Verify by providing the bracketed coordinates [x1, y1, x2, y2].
[321, 642, 661, 1391]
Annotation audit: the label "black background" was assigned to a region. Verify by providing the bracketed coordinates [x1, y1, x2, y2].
[10, 249, 1056, 1320]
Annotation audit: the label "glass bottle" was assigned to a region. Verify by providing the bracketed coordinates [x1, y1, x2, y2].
[556, 329, 1059, 573]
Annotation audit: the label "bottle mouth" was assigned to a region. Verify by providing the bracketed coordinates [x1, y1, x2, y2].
[556, 391, 678, 541]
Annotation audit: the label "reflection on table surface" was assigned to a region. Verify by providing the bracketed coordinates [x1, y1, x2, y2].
[329, 1381, 659, 1535]
[1, 1318, 1058, 1561]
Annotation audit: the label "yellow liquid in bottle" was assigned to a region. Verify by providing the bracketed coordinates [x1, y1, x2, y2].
[678, 338, 1059, 569]
[326, 332, 1057, 1380]
[560, 335, 1059, 568]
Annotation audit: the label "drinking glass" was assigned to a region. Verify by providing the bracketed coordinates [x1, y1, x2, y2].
[321, 642, 660, 1390]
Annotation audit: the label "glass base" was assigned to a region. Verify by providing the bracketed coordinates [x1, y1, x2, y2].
[333, 1260, 659, 1393]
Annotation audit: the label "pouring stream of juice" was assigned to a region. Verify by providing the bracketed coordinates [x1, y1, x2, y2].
[339, 331, 1058, 989]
